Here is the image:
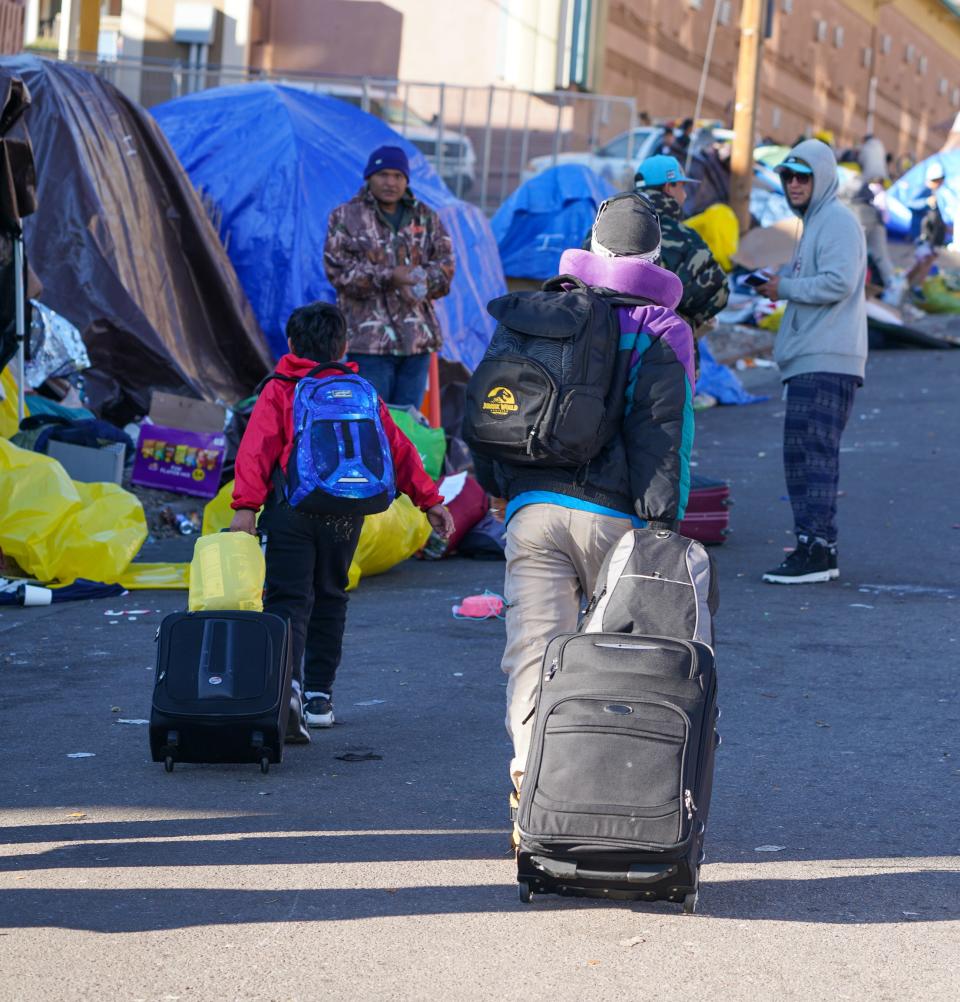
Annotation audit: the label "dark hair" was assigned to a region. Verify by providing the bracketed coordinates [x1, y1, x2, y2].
[286, 301, 347, 362]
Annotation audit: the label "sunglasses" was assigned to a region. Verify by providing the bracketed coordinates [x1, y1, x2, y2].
[780, 170, 813, 184]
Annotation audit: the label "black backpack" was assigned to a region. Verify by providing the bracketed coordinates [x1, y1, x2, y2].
[463, 275, 649, 468]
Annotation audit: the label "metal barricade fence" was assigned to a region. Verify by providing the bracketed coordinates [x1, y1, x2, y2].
[55, 53, 639, 215]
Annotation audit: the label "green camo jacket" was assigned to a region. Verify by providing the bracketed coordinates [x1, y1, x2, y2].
[643, 188, 729, 330]
[324, 186, 455, 355]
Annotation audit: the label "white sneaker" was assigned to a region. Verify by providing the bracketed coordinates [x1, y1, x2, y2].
[304, 691, 335, 728]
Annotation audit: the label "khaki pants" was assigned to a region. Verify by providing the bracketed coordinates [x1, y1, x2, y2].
[502, 503, 634, 789]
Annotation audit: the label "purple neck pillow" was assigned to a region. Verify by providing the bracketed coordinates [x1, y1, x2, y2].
[558, 249, 683, 310]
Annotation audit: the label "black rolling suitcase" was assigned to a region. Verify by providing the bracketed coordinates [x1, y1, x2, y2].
[515, 529, 719, 912]
[150, 610, 293, 774]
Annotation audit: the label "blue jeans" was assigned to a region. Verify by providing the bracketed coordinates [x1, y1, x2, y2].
[349, 353, 431, 408]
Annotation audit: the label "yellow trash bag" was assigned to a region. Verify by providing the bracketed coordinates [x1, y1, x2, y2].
[188, 531, 265, 612]
[0, 438, 146, 583]
[348, 494, 430, 590]
[201, 479, 255, 535]
[684, 203, 739, 272]
[118, 562, 190, 590]
[0, 366, 26, 439]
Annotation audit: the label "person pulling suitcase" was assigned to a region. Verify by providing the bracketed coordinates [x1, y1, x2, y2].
[464, 192, 697, 797]
[229, 301, 453, 736]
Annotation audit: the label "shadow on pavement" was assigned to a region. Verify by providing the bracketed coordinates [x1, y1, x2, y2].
[2, 870, 957, 931]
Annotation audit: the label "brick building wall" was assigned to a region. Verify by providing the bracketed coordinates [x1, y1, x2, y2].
[0, 0, 24, 55]
[596, 0, 960, 158]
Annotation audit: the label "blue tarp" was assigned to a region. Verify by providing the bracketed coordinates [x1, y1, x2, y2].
[491, 165, 615, 280]
[696, 339, 767, 406]
[152, 84, 505, 369]
[886, 151, 960, 238]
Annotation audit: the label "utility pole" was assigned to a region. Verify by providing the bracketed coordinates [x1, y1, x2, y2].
[729, 0, 766, 233]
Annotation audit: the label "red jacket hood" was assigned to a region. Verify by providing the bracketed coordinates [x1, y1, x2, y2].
[274, 354, 359, 379]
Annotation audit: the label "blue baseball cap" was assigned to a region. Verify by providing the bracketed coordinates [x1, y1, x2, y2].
[634, 154, 695, 188]
[775, 154, 814, 175]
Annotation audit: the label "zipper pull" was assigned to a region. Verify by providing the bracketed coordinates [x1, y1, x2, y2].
[546, 657, 559, 680]
[684, 789, 697, 820]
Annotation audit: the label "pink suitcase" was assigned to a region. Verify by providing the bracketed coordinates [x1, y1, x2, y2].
[679, 475, 732, 545]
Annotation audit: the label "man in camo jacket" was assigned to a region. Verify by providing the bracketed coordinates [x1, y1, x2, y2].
[634, 154, 729, 334]
[324, 145, 455, 407]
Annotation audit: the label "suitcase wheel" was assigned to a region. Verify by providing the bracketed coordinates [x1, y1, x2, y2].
[682, 890, 699, 915]
[517, 880, 533, 904]
[164, 755, 175, 774]
[259, 755, 270, 775]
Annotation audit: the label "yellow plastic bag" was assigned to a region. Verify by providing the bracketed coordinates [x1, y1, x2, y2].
[118, 562, 190, 590]
[0, 366, 27, 439]
[0, 438, 146, 584]
[202, 479, 427, 592]
[347, 494, 431, 590]
[684, 203, 739, 272]
[920, 274, 960, 314]
[188, 532, 265, 611]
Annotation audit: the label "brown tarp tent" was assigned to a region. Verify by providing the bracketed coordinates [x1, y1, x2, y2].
[0, 56, 271, 423]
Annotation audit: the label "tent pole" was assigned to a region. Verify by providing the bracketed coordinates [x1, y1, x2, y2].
[13, 232, 26, 424]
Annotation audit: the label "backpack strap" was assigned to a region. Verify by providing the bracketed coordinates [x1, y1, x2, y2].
[255, 360, 354, 394]
[540, 273, 589, 293]
[540, 275, 654, 310]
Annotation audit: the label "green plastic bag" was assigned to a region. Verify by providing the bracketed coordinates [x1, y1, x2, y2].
[0, 438, 146, 584]
[387, 406, 446, 479]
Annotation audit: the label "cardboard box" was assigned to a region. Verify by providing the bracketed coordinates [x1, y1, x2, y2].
[131, 391, 227, 499]
[47, 440, 126, 484]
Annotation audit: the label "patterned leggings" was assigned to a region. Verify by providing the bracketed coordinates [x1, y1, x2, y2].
[783, 372, 859, 544]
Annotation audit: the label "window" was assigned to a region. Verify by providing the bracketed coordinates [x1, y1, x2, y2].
[688, 0, 703, 8]
[940, 78, 949, 96]
[815, 20, 827, 43]
[905, 44, 915, 64]
[881, 34, 891, 54]
[563, 0, 594, 90]
[718, 1, 732, 25]
[783, 0, 793, 12]
[919, 55, 927, 76]
[771, 107, 782, 129]
[863, 46, 873, 69]
[834, 26, 844, 48]
[953, 87, 960, 107]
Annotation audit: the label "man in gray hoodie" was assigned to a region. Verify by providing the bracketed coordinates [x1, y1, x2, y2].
[755, 139, 867, 584]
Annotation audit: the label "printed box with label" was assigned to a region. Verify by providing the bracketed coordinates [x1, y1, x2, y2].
[131, 392, 227, 499]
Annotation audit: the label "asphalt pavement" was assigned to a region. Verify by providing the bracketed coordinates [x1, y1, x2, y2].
[1, 349, 958, 1001]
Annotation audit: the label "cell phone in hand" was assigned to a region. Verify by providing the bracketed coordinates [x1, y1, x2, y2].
[744, 271, 771, 288]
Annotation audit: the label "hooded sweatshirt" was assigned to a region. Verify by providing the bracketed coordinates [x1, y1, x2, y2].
[231, 354, 442, 512]
[776, 139, 868, 382]
[473, 249, 695, 527]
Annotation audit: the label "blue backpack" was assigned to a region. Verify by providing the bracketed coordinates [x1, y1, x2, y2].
[269, 362, 396, 515]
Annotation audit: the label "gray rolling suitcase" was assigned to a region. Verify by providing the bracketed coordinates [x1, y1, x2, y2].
[515, 529, 719, 912]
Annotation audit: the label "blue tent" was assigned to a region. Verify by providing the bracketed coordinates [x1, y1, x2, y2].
[491, 165, 615, 280]
[886, 151, 960, 238]
[152, 84, 505, 369]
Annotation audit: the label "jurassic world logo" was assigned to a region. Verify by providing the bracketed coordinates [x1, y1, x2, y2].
[482, 386, 519, 417]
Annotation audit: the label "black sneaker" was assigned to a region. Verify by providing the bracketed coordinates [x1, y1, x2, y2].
[304, 692, 335, 728]
[762, 535, 832, 584]
[827, 544, 839, 581]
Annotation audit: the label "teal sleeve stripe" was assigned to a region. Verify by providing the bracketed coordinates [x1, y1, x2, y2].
[677, 377, 695, 520]
[506, 492, 645, 528]
[624, 333, 652, 416]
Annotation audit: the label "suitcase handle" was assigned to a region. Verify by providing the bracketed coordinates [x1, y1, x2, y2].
[530, 856, 678, 884]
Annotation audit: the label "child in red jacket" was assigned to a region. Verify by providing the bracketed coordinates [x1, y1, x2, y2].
[230, 302, 453, 736]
